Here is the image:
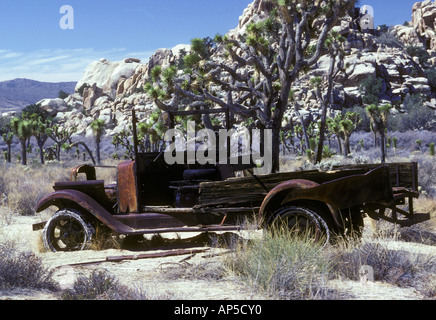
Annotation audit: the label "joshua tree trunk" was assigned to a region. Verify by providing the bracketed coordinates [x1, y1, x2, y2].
[337, 136, 343, 154]
[6, 143, 11, 163]
[379, 130, 386, 164]
[96, 139, 101, 164]
[20, 140, 27, 165]
[38, 142, 45, 164]
[343, 135, 350, 157]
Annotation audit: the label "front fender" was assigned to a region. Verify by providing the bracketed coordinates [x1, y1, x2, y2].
[258, 179, 321, 217]
[36, 189, 134, 234]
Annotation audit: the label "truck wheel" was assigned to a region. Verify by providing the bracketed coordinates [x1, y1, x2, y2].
[270, 206, 330, 246]
[43, 209, 95, 252]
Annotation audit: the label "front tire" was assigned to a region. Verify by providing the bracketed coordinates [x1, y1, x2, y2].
[43, 209, 95, 252]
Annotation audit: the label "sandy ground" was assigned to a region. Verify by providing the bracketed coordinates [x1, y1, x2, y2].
[0, 214, 435, 301]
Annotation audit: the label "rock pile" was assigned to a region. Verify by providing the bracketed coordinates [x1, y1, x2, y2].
[38, 0, 436, 139]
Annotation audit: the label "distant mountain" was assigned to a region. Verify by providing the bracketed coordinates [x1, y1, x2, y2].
[0, 78, 77, 113]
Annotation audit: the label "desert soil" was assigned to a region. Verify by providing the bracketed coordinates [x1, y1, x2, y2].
[0, 213, 435, 301]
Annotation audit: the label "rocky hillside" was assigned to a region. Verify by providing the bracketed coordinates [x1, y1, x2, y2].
[0, 79, 76, 113]
[37, 0, 436, 139]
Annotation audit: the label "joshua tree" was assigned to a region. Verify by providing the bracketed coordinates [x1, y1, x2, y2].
[1, 132, 13, 163]
[366, 104, 392, 163]
[327, 115, 343, 155]
[0, 117, 13, 163]
[20, 104, 53, 164]
[30, 117, 52, 164]
[10, 117, 33, 165]
[47, 124, 76, 161]
[90, 119, 106, 164]
[147, 0, 356, 172]
[313, 30, 347, 164]
[339, 112, 361, 157]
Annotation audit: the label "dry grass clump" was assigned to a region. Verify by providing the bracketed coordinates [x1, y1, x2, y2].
[88, 226, 123, 251]
[223, 228, 337, 300]
[0, 160, 117, 218]
[0, 162, 70, 216]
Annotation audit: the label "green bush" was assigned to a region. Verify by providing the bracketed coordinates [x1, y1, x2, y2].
[375, 32, 403, 49]
[426, 68, 436, 89]
[406, 45, 430, 65]
[430, 143, 435, 156]
[359, 76, 383, 105]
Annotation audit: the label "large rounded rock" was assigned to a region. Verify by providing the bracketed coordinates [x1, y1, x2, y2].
[37, 98, 68, 116]
[76, 58, 142, 98]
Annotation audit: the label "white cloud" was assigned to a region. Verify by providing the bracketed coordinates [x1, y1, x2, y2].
[0, 48, 154, 82]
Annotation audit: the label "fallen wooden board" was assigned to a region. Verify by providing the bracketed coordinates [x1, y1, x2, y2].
[58, 248, 210, 268]
[106, 248, 210, 262]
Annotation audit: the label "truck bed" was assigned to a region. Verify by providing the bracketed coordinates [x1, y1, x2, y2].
[198, 162, 418, 208]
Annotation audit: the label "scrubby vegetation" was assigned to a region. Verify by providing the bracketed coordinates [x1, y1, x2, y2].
[61, 269, 181, 300]
[0, 240, 58, 291]
[156, 214, 436, 300]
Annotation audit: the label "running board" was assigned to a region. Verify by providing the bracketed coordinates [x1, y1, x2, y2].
[124, 225, 243, 235]
[32, 221, 244, 234]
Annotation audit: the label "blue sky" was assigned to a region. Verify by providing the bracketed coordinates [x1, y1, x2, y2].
[0, 0, 421, 82]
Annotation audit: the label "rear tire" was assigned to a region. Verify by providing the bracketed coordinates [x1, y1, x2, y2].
[43, 209, 95, 252]
[270, 206, 331, 246]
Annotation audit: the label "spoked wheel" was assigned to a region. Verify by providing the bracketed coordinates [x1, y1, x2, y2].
[43, 209, 95, 252]
[270, 206, 331, 246]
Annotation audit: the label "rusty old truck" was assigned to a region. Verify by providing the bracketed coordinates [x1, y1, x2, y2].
[33, 112, 430, 252]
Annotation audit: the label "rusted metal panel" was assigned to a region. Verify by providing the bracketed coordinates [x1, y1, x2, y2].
[35, 189, 137, 234]
[333, 162, 418, 191]
[117, 160, 139, 213]
[53, 180, 113, 212]
[70, 164, 96, 181]
[259, 166, 392, 218]
[114, 213, 186, 229]
[258, 179, 322, 219]
[282, 166, 392, 209]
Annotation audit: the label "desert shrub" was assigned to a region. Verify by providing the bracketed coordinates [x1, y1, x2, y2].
[62, 270, 123, 300]
[332, 242, 402, 281]
[375, 31, 403, 49]
[77, 83, 90, 97]
[62, 269, 180, 300]
[416, 274, 436, 299]
[426, 68, 436, 89]
[400, 225, 436, 246]
[416, 156, 436, 197]
[390, 94, 436, 132]
[0, 241, 58, 291]
[224, 229, 334, 300]
[331, 241, 436, 287]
